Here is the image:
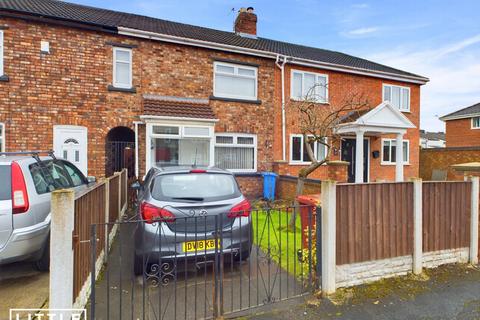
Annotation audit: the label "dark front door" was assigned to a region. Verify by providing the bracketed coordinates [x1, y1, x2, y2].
[341, 138, 369, 183]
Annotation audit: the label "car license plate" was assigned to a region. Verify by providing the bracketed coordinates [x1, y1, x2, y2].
[182, 239, 219, 253]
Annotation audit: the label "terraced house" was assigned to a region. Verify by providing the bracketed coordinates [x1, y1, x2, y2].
[0, 0, 428, 184]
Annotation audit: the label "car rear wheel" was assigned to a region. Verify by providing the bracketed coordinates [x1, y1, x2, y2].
[34, 238, 50, 272]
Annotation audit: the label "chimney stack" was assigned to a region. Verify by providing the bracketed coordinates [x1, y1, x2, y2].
[234, 7, 257, 37]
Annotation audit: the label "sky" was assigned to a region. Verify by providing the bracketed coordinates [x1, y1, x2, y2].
[71, 0, 480, 132]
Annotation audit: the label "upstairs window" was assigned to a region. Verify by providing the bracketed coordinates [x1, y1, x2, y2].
[383, 84, 410, 112]
[472, 117, 480, 129]
[0, 30, 3, 76]
[213, 62, 257, 100]
[290, 135, 327, 163]
[382, 139, 409, 164]
[214, 133, 257, 172]
[291, 70, 328, 103]
[113, 47, 132, 88]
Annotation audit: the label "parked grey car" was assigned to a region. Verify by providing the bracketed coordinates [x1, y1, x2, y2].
[133, 166, 252, 275]
[0, 152, 93, 270]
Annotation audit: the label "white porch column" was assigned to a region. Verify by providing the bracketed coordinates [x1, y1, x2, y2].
[395, 133, 404, 182]
[355, 130, 364, 183]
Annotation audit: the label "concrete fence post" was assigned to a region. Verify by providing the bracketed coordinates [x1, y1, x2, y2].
[50, 189, 75, 314]
[411, 178, 423, 274]
[104, 178, 110, 262]
[321, 180, 336, 295]
[469, 176, 479, 264]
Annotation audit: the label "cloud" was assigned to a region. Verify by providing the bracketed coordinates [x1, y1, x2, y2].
[366, 34, 480, 131]
[351, 3, 369, 9]
[344, 27, 379, 37]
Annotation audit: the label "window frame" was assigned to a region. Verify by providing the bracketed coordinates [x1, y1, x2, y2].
[289, 134, 328, 165]
[0, 123, 5, 152]
[214, 133, 257, 173]
[112, 47, 133, 89]
[381, 138, 410, 165]
[290, 69, 329, 103]
[213, 61, 258, 101]
[471, 117, 480, 129]
[0, 30, 3, 76]
[382, 84, 411, 112]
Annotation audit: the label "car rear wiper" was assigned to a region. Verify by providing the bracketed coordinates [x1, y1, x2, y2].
[171, 197, 204, 201]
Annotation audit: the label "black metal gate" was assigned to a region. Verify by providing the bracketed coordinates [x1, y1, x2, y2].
[89, 206, 320, 319]
[105, 141, 135, 177]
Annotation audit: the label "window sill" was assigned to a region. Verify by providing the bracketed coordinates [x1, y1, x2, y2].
[0, 75, 9, 82]
[290, 97, 329, 105]
[210, 95, 261, 105]
[380, 162, 410, 166]
[107, 85, 136, 93]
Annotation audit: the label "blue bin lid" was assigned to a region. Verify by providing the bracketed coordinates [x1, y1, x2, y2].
[261, 172, 278, 177]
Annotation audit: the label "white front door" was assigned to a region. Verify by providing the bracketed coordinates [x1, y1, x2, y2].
[53, 126, 88, 176]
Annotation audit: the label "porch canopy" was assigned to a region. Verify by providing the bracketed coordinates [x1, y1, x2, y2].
[336, 102, 416, 182]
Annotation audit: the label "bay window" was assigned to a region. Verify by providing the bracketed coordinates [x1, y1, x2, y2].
[213, 62, 257, 100]
[0, 123, 4, 152]
[290, 135, 327, 164]
[291, 70, 328, 103]
[383, 84, 410, 112]
[382, 139, 409, 164]
[214, 133, 257, 172]
[147, 123, 214, 169]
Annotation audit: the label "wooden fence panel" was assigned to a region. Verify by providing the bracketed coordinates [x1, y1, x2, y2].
[422, 181, 471, 252]
[336, 182, 414, 265]
[120, 169, 127, 210]
[73, 182, 106, 300]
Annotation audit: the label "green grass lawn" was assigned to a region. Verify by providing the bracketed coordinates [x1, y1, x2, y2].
[251, 209, 312, 278]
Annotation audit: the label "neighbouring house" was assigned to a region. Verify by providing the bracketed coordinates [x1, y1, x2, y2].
[420, 130, 445, 148]
[440, 102, 480, 147]
[0, 0, 429, 185]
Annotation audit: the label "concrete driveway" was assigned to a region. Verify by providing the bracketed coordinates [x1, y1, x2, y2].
[89, 222, 305, 320]
[0, 261, 49, 319]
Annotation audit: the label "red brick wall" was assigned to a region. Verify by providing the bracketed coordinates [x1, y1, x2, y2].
[0, 18, 275, 178]
[445, 118, 480, 147]
[235, 175, 263, 199]
[420, 147, 480, 180]
[272, 64, 422, 182]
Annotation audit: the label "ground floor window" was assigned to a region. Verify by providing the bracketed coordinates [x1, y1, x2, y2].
[382, 139, 409, 164]
[214, 133, 257, 172]
[290, 134, 327, 164]
[147, 123, 214, 170]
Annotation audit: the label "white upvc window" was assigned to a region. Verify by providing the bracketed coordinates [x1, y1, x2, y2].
[214, 133, 257, 173]
[472, 117, 480, 129]
[0, 123, 4, 152]
[146, 123, 214, 170]
[383, 84, 410, 112]
[0, 30, 4, 76]
[291, 70, 328, 103]
[213, 62, 257, 100]
[381, 139, 409, 164]
[113, 47, 132, 88]
[289, 134, 327, 164]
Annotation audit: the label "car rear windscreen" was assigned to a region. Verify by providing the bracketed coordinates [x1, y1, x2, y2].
[0, 165, 11, 200]
[151, 173, 240, 202]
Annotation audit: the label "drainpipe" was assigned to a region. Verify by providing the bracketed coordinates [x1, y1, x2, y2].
[133, 121, 142, 178]
[275, 54, 289, 161]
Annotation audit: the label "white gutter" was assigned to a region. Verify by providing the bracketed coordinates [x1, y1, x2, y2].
[133, 121, 142, 178]
[275, 54, 289, 161]
[439, 112, 480, 122]
[117, 27, 429, 85]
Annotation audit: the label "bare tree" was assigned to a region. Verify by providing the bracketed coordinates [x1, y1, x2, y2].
[287, 83, 370, 228]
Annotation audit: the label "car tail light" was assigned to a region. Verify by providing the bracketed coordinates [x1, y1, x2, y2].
[228, 199, 251, 218]
[140, 202, 175, 223]
[11, 162, 29, 214]
[190, 169, 207, 173]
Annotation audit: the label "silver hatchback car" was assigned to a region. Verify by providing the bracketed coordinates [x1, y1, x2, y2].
[0, 152, 92, 270]
[133, 166, 253, 275]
